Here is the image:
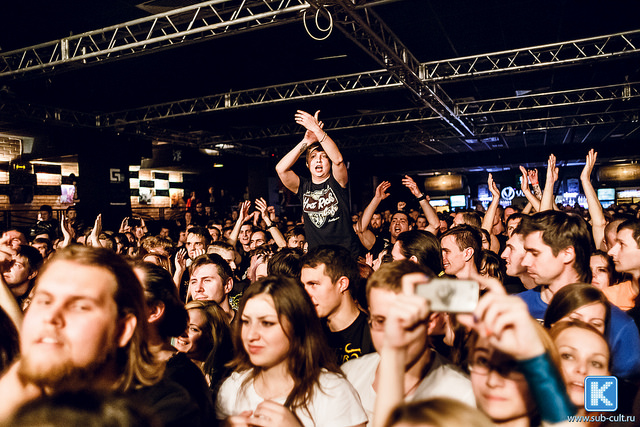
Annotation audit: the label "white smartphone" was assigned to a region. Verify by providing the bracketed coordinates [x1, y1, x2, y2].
[415, 278, 479, 313]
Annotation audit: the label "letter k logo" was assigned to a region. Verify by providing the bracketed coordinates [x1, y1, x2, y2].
[585, 376, 618, 412]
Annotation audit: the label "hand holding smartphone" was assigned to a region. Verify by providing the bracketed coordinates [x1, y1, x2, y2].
[415, 278, 479, 313]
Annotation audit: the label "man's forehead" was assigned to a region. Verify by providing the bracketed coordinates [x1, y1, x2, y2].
[187, 234, 205, 242]
[440, 234, 460, 249]
[507, 233, 524, 247]
[37, 261, 117, 300]
[618, 228, 636, 241]
[368, 287, 397, 314]
[524, 230, 548, 248]
[301, 263, 328, 278]
[192, 263, 220, 277]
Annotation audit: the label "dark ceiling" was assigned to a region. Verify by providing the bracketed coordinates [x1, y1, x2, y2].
[1, 0, 639, 174]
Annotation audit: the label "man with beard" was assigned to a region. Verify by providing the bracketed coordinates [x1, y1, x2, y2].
[0, 246, 200, 424]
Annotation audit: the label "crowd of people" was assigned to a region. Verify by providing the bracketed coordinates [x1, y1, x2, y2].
[0, 110, 639, 426]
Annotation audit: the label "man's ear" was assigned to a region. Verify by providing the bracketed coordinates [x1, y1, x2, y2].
[27, 270, 38, 281]
[463, 247, 474, 262]
[561, 246, 576, 265]
[147, 301, 165, 324]
[336, 276, 350, 294]
[409, 255, 419, 264]
[224, 277, 234, 295]
[117, 313, 137, 348]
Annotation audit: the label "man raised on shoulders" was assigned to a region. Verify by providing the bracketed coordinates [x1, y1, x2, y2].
[276, 110, 361, 257]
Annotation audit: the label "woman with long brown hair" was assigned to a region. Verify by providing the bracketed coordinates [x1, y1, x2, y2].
[217, 275, 367, 427]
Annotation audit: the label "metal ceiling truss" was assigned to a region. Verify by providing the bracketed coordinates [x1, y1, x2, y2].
[3, 81, 638, 144]
[472, 109, 639, 136]
[457, 82, 640, 116]
[86, 36, 640, 127]
[329, 0, 474, 137]
[421, 29, 640, 82]
[0, 97, 98, 127]
[0, 0, 311, 78]
[203, 107, 440, 143]
[98, 70, 403, 126]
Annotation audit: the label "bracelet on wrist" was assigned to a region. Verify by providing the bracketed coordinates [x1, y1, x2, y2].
[416, 194, 426, 202]
[319, 132, 328, 144]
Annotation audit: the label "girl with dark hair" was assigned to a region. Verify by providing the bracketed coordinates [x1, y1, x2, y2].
[218, 276, 367, 427]
[391, 229, 443, 276]
[543, 283, 611, 334]
[175, 300, 234, 396]
[135, 262, 217, 424]
[590, 250, 617, 290]
[479, 249, 506, 284]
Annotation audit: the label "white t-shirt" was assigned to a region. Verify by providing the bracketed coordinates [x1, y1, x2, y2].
[342, 352, 476, 426]
[217, 369, 368, 427]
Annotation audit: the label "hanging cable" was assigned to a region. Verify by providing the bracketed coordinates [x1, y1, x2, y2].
[303, 5, 333, 41]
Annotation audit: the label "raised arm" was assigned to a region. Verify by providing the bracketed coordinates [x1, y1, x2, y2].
[519, 166, 541, 212]
[59, 215, 73, 249]
[358, 181, 391, 250]
[88, 214, 103, 248]
[460, 276, 576, 424]
[481, 174, 502, 253]
[581, 149, 606, 249]
[255, 197, 286, 248]
[228, 200, 251, 248]
[540, 154, 559, 212]
[402, 175, 439, 235]
[373, 273, 430, 427]
[294, 110, 348, 187]
[359, 181, 390, 234]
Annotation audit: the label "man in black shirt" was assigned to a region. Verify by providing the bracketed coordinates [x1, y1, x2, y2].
[276, 110, 361, 257]
[301, 245, 374, 364]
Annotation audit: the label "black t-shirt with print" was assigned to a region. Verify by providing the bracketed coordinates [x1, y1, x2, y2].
[297, 175, 362, 258]
[324, 311, 375, 365]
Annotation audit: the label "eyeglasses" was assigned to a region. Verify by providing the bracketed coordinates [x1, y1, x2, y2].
[367, 316, 385, 331]
[468, 356, 525, 380]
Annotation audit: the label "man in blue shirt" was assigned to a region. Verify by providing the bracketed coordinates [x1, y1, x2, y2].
[517, 211, 640, 380]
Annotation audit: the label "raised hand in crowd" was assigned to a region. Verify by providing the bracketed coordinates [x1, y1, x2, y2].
[88, 213, 103, 248]
[540, 153, 559, 211]
[481, 173, 502, 252]
[229, 200, 252, 247]
[519, 165, 541, 213]
[173, 247, 188, 290]
[402, 175, 439, 235]
[255, 197, 286, 248]
[580, 149, 606, 248]
[59, 215, 73, 249]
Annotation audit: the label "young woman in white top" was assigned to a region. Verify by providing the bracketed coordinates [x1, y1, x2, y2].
[217, 275, 367, 427]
